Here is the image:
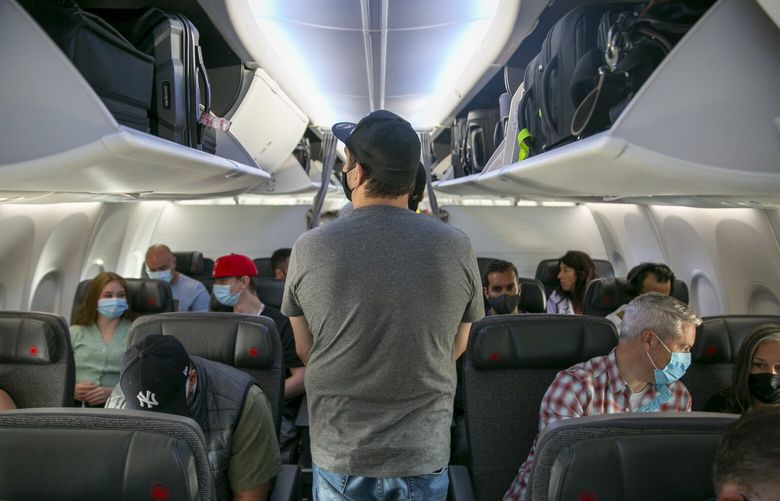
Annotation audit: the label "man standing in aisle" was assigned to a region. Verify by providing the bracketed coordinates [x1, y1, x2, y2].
[282, 110, 484, 500]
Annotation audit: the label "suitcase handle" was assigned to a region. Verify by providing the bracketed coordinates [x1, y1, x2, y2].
[541, 54, 559, 136]
[196, 45, 211, 114]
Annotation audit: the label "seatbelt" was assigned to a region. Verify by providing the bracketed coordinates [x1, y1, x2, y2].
[307, 131, 337, 229]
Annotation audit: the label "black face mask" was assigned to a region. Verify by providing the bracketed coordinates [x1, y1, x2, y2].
[488, 294, 520, 315]
[749, 373, 780, 404]
[341, 167, 353, 201]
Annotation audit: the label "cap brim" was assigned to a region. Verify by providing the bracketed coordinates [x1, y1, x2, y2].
[332, 122, 356, 143]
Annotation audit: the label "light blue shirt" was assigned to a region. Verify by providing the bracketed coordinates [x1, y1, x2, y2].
[69, 320, 131, 387]
[170, 273, 210, 312]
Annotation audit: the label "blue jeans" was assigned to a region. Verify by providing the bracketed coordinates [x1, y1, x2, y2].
[312, 463, 449, 501]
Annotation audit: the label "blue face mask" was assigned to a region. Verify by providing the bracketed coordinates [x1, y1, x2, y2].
[213, 283, 241, 307]
[647, 332, 691, 385]
[97, 298, 128, 319]
[147, 268, 173, 283]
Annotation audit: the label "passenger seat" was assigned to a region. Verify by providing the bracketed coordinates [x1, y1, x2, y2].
[451, 314, 618, 501]
[0, 311, 74, 407]
[683, 315, 780, 410]
[0, 408, 214, 500]
[582, 276, 689, 317]
[527, 412, 737, 501]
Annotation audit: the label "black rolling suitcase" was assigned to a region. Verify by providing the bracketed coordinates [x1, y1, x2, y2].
[132, 8, 213, 151]
[451, 117, 469, 178]
[465, 108, 501, 174]
[21, 0, 154, 132]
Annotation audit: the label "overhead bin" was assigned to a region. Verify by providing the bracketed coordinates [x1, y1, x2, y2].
[436, 0, 780, 206]
[0, 0, 269, 200]
[229, 69, 309, 174]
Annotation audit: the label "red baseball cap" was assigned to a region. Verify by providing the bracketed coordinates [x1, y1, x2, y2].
[212, 254, 257, 278]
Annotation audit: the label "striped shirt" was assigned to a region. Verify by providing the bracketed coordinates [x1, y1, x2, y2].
[503, 348, 692, 500]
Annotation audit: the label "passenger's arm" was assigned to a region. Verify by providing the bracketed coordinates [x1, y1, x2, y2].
[454, 322, 472, 360]
[191, 283, 211, 312]
[290, 316, 313, 365]
[233, 483, 270, 501]
[285, 366, 305, 399]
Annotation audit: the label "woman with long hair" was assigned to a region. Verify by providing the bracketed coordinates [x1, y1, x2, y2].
[546, 250, 598, 315]
[70, 271, 136, 406]
[705, 325, 780, 413]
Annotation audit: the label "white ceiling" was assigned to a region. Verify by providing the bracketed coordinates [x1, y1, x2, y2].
[236, 0, 522, 129]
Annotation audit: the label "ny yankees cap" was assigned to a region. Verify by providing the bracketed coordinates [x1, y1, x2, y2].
[331, 110, 420, 189]
[121, 334, 191, 417]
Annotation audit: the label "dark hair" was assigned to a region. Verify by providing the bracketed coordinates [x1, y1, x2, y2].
[557, 250, 598, 307]
[626, 262, 675, 298]
[270, 248, 291, 273]
[347, 150, 415, 199]
[73, 271, 136, 325]
[713, 407, 780, 496]
[483, 260, 519, 287]
[723, 324, 780, 413]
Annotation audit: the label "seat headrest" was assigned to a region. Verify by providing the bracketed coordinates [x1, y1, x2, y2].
[584, 277, 690, 317]
[71, 278, 174, 323]
[0, 314, 63, 364]
[202, 258, 214, 277]
[532, 413, 738, 501]
[477, 257, 501, 286]
[518, 277, 546, 313]
[671, 278, 689, 304]
[692, 315, 780, 364]
[0, 408, 213, 501]
[129, 312, 281, 370]
[253, 258, 275, 278]
[468, 315, 618, 370]
[583, 278, 632, 317]
[255, 278, 285, 309]
[173, 251, 205, 276]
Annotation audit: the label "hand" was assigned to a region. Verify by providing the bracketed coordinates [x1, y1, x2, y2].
[83, 386, 112, 406]
[74, 382, 98, 401]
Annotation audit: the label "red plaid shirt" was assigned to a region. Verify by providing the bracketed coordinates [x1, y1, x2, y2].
[503, 349, 691, 500]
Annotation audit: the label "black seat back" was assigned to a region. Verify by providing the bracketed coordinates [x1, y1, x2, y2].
[583, 277, 690, 317]
[476, 257, 501, 285]
[174, 251, 206, 277]
[256, 278, 285, 309]
[0, 408, 214, 500]
[253, 258, 275, 278]
[518, 277, 546, 313]
[129, 312, 285, 435]
[529, 412, 738, 501]
[0, 311, 75, 407]
[462, 315, 618, 501]
[535, 258, 614, 297]
[71, 278, 174, 323]
[682, 315, 780, 410]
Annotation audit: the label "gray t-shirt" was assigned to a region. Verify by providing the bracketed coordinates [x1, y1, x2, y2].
[282, 205, 484, 477]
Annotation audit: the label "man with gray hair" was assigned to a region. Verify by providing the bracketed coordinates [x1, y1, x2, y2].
[713, 407, 780, 501]
[504, 293, 701, 500]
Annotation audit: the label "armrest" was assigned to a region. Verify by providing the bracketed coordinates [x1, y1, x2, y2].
[270, 464, 301, 501]
[448, 464, 476, 501]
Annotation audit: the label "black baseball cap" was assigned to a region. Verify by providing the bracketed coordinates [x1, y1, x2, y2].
[332, 110, 421, 188]
[120, 335, 191, 416]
